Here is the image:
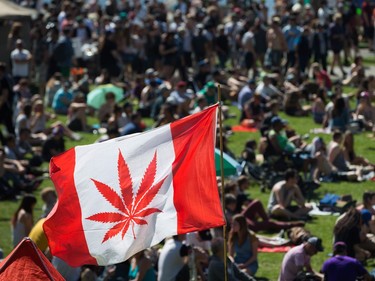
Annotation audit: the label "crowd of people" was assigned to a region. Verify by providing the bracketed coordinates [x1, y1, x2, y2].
[0, 0, 375, 280]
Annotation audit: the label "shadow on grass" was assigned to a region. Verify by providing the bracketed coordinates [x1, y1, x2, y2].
[255, 277, 269, 281]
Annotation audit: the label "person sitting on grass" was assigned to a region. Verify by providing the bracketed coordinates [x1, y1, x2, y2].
[236, 175, 305, 232]
[267, 169, 312, 221]
[328, 131, 364, 181]
[321, 241, 372, 281]
[278, 236, 324, 281]
[228, 214, 259, 277]
[52, 81, 73, 115]
[343, 131, 375, 170]
[208, 237, 256, 281]
[333, 208, 375, 263]
[357, 191, 375, 217]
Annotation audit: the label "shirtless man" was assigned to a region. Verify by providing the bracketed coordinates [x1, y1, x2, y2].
[265, 16, 287, 70]
[267, 169, 312, 220]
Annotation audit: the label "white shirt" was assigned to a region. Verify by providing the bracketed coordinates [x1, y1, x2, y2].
[11, 48, 31, 77]
[256, 82, 281, 100]
[157, 238, 185, 281]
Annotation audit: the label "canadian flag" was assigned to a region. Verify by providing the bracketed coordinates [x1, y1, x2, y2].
[43, 104, 225, 267]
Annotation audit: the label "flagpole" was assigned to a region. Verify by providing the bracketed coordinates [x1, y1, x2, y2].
[217, 84, 228, 281]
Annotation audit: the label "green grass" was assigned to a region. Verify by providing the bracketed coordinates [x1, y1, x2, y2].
[1, 75, 374, 280]
[223, 106, 375, 280]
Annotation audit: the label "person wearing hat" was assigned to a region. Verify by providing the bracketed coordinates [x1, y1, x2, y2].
[10, 39, 32, 83]
[321, 242, 371, 281]
[278, 236, 324, 281]
[267, 116, 297, 155]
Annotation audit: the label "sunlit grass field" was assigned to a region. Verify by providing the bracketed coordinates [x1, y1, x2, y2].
[0, 79, 374, 280]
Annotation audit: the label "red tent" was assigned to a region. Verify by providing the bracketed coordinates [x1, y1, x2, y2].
[0, 237, 64, 280]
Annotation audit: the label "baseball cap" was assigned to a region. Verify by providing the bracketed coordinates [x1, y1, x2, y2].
[145, 68, 155, 76]
[248, 78, 256, 85]
[271, 116, 288, 126]
[361, 209, 372, 226]
[333, 241, 347, 253]
[177, 81, 187, 88]
[307, 237, 324, 252]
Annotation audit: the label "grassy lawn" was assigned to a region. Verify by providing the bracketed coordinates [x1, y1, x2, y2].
[224, 106, 375, 280]
[0, 78, 374, 280]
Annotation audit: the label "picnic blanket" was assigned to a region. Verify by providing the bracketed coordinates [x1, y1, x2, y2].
[258, 246, 293, 253]
[231, 125, 258, 133]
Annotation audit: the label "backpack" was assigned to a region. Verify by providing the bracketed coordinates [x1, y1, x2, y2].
[319, 193, 356, 214]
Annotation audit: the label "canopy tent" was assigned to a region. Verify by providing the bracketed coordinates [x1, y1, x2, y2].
[0, 0, 37, 20]
[215, 148, 243, 177]
[0, 237, 64, 280]
[0, 1, 37, 62]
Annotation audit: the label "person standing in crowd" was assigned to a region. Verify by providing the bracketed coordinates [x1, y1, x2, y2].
[321, 241, 371, 281]
[282, 15, 302, 73]
[241, 23, 257, 78]
[10, 39, 32, 84]
[0, 62, 15, 135]
[278, 237, 324, 281]
[53, 27, 75, 79]
[253, 18, 267, 69]
[265, 16, 287, 71]
[296, 25, 312, 75]
[52, 81, 73, 115]
[159, 31, 179, 80]
[312, 22, 329, 71]
[329, 13, 346, 77]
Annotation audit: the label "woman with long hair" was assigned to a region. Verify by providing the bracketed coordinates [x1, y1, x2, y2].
[328, 97, 350, 132]
[333, 208, 373, 262]
[11, 194, 37, 247]
[312, 88, 327, 124]
[343, 130, 374, 169]
[228, 214, 259, 276]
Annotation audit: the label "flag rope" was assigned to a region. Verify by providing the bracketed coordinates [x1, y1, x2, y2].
[217, 84, 228, 281]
